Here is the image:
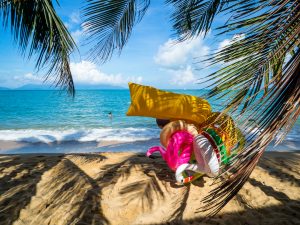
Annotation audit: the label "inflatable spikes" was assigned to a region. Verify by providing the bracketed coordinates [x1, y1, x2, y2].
[126, 83, 245, 185]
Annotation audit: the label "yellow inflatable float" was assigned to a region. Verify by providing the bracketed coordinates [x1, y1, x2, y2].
[126, 83, 245, 184]
[126, 83, 212, 125]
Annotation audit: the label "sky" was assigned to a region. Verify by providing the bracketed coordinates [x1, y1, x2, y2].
[0, 0, 233, 89]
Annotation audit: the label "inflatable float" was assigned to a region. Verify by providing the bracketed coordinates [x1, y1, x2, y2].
[126, 82, 211, 124]
[126, 83, 245, 185]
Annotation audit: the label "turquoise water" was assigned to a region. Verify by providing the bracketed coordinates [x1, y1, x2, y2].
[0, 90, 299, 149]
[0, 89, 218, 129]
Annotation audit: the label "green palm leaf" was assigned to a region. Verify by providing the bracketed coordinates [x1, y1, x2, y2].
[167, 0, 227, 39]
[82, 0, 150, 62]
[81, 0, 300, 217]
[198, 0, 300, 216]
[0, 0, 76, 95]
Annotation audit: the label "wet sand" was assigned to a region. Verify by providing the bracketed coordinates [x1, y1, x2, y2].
[0, 151, 299, 225]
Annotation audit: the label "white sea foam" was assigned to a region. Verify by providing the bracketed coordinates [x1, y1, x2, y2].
[0, 126, 299, 148]
[0, 127, 160, 144]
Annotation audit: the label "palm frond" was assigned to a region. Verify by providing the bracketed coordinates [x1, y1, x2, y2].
[202, 51, 300, 216]
[166, 0, 229, 40]
[82, 0, 150, 63]
[0, 0, 76, 95]
[80, 0, 300, 217]
[199, 0, 300, 216]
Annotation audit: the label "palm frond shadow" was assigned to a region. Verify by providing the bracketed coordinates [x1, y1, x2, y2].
[158, 176, 300, 225]
[83, 152, 205, 221]
[0, 152, 193, 224]
[0, 152, 299, 224]
[247, 178, 291, 203]
[0, 153, 109, 225]
[61, 158, 109, 225]
[101, 154, 177, 212]
[113, 154, 207, 221]
[118, 179, 163, 211]
[61, 153, 195, 222]
[159, 201, 300, 225]
[258, 156, 300, 187]
[167, 185, 191, 223]
[0, 154, 62, 225]
[118, 162, 167, 210]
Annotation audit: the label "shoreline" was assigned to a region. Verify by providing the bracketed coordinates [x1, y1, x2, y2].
[1, 138, 300, 154]
[0, 151, 299, 224]
[0, 139, 160, 154]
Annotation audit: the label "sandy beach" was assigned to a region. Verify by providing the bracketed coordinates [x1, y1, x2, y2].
[0, 151, 299, 225]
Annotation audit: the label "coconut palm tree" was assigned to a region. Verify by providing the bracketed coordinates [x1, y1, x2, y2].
[1, 0, 299, 216]
[82, 0, 300, 216]
[0, 0, 76, 95]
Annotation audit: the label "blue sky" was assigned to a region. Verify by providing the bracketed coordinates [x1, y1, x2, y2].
[0, 0, 232, 89]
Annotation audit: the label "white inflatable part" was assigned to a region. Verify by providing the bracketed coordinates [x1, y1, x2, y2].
[193, 134, 220, 177]
[175, 163, 201, 184]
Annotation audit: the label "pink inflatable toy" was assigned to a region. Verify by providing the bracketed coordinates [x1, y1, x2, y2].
[146, 131, 194, 171]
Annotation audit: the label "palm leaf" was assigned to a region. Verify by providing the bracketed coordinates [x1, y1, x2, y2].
[197, 0, 300, 216]
[82, 0, 150, 63]
[202, 51, 300, 216]
[81, 0, 300, 217]
[0, 0, 76, 95]
[167, 0, 228, 39]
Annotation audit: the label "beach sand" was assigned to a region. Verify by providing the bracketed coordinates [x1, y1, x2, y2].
[0, 151, 299, 225]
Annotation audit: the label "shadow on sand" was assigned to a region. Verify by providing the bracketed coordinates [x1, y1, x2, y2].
[0, 154, 63, 224]
[0, 151, 299, 225]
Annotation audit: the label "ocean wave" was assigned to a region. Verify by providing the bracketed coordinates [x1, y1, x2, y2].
[0, 126, 299, 146]
[0, 127, 161, 143]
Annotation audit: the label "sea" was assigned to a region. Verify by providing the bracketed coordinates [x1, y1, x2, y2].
[0, 90, 299, 153]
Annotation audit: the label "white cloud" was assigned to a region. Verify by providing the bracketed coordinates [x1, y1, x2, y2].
[13, 73, 44, 84]
[66, 11, 86, 44]
[65, 11, 84, 43]
[11, 62, 142, 88]
[64, 12, 81, 30]
[170, 66, 196, 85]
[71, 29, 84, 43]
[153, 36, 210, 86]
[70, 60, 142, 86]
[218, 33, 245, 52]
[127, 75, 143, 84]
[24, 73, 42, 81]
[215, 34, 246, 66]
[218, 39, 231, 51]
[70, 11, 80, 24]
[154, 36, 209, 68]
